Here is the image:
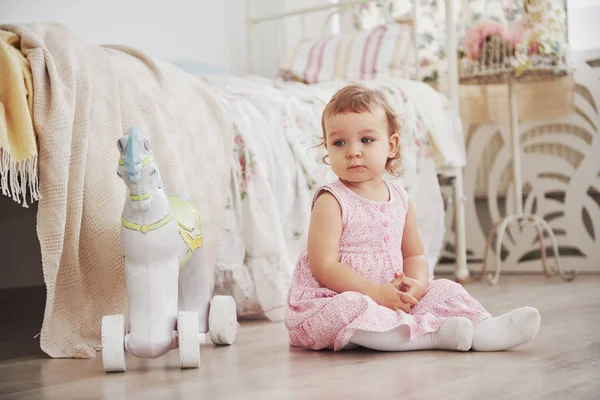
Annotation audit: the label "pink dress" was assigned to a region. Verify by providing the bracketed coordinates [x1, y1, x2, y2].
[284, 179, 492, 351]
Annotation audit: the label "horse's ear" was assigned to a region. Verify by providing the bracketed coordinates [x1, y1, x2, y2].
[143, 138, 152, 151]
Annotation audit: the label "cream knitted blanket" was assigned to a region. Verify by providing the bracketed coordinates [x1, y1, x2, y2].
[0, 23, 233, 358]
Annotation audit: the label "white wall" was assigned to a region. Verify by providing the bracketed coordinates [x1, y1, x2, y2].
[0, 0, 248, 75]
[567, 0, 600, 52]
[0, 0, 315, 77]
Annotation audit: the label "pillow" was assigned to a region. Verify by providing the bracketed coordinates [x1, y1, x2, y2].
[279, 22, 416, 84]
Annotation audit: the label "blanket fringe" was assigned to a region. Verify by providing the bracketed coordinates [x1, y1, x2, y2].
[0, 148, 40, 208]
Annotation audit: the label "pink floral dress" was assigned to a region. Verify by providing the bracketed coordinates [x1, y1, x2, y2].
[284, 179, 491, 351]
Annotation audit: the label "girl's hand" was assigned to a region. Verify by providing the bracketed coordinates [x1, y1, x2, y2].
[371, 282, 419, 313]
[392, 272, 428, 302]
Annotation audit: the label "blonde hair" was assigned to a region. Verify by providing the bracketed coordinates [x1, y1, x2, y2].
[319, 84, 402, 177]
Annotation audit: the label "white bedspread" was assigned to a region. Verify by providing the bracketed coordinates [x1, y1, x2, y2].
[202, 75, 460, 321]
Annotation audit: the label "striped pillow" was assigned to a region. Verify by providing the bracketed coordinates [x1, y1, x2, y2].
[279, 23, 415, 84]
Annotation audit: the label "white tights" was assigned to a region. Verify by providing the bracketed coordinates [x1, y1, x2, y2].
[347, 307, 540, 352]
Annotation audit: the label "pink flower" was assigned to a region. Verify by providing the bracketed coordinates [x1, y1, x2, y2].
[529, 42, 541, 55]
[234, 134, 245, 148]
[464, 19, 506, 60]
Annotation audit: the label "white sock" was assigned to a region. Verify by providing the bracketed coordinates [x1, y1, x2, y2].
[472, 307, 541, 351]
[349, 317, 473, 352]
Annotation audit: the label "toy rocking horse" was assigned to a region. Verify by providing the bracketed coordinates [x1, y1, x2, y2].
[101, 126, 237, 372]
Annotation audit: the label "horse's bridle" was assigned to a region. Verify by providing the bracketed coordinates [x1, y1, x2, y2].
[118, 155, 155, 201]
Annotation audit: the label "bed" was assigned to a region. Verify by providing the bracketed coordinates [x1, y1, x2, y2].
[0, 0, 468, 359]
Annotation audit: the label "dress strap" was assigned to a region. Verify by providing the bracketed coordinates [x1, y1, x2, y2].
[311, 180, 349, 226]
[387, 180, 409, 213]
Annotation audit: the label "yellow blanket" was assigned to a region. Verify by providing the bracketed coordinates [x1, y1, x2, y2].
[0, 29, 38, 207]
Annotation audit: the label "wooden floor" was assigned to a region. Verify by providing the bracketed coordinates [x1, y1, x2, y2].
[1, 275, 599, 400]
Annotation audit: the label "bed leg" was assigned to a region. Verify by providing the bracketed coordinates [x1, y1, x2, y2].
[452, 168, 469, 284]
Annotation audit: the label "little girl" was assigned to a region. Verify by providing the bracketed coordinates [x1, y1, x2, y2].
[284, 84, 541, 352]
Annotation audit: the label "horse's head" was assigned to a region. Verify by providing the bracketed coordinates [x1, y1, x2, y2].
[116, 126, 162, 212]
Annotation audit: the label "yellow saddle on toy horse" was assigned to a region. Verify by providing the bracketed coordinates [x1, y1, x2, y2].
[168, 195, 204, 268]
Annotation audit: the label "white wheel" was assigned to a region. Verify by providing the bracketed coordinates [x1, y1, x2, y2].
[101, 314, 127, 372]
[208, 295, 238, 345]
[178, 311, 200, 369]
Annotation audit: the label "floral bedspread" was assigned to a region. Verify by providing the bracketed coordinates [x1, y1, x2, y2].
[201, 75, 461, 321]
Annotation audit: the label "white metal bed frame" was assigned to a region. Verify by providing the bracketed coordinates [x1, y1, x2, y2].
[245, 0, 469, 284]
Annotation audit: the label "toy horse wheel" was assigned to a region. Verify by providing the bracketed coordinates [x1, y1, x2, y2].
[178, 311, 201, 369]
[208, 295, 238, 345]
[101, 314, 127, 372]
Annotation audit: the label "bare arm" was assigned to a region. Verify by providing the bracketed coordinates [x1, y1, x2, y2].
[307, 191, 379, 297]
[400, 197, 429, 298]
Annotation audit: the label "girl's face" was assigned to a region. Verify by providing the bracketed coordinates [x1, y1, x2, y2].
[323, 106, 399, 184]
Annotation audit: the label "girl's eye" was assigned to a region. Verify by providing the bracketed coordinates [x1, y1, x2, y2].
[362, 137, 373, 144]
[151, 168, 157, 175]
[333, 140, 345, 146]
